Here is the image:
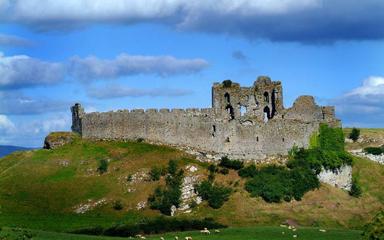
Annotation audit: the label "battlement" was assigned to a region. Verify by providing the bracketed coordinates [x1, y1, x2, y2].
[72, 76, 340, 160]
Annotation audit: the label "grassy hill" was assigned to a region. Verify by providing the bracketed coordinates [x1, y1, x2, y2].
[0, 130, 383, 238]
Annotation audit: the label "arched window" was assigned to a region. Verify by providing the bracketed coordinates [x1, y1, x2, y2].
[226, 104, 235, 120]
[224, 92, 230, 103]
[264, 92, 269, 103]
[263, 106, 271, 122]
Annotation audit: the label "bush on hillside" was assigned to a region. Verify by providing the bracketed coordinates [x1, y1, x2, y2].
[196, 180, 232, 209]
[364, 146, 384, 155]
[97, 159, 108, 174]
[349, 177, 362, 198]
[219, 156, 244, 170]
[318, 124, 345, 151]
[244, 165, 319, 203]
[349, 128, 360, 142]
[149, 166, 162, 181]
[112, 200, 124, 210]
[148, 160, 184, 215]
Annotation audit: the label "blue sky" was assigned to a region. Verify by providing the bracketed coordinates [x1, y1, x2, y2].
[0, 0, 384, 147]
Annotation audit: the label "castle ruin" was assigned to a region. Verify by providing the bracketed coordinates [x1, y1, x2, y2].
[71, 76, 340, 160]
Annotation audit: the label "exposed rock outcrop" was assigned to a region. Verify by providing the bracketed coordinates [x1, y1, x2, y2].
[317, 165, 352, 191]
[44, 132, 78, 149]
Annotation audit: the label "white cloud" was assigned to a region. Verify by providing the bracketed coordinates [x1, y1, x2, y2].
[69, 54, 208, 81]
[0, 52, 65, 89]
[330, 76, 384, 127]
[0, 114, 15, 132]
[1, 0, 384, 42]
[0, 52, 208, 89]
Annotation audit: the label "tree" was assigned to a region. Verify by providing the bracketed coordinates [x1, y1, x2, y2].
[98, 159, 108, 174]
[349, 128, 360, 142]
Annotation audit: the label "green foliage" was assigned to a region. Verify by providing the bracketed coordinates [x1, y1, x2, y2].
[149, 166, 162, 181]
[196, 180, 232, 209]
[309, 132, 319, 149]
[72, 217, 225, 237]
[349, 128, 360, 142]
[238, 164, 258, 178]
[112, 200, 123, 211]
[222, 79, 233, 88]
[244, 165, 319, 203]
[219, 156, 244, 170]
[287, 148, 353, 174]
[362, 210, 384, 240]
[97, 159, 108, 174]
[318, 124, 345, 151]
[349, 177, 362, 198]
[148, 160, 184, 215]
[364, 146, 384, 155]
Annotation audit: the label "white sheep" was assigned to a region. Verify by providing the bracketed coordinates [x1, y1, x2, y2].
[319, 229, 327, 232]
[293, 234, 297, 238]
[160, 237, 165, 240]
[214, 229, 220, 233]
[174, 236, 179, 240]
[140, 237, 146, 239]
[185, 237, 193, 240]
[200, 227, 210, 234]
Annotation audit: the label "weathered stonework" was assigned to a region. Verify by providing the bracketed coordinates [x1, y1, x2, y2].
[71, 76, 340, 160]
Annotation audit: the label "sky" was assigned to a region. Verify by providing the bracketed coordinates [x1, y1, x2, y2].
[0, 0, 384, 147]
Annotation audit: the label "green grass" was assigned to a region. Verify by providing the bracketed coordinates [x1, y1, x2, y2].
[0, 226, 362, 240]
[0, 132, 383, 234]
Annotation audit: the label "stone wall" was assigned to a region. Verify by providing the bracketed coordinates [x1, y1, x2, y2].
[72, 76, 340, 160]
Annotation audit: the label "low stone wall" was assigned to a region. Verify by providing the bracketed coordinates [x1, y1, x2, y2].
[350, 149, 384, 165]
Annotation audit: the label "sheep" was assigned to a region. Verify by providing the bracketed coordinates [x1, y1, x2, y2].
[135, 234, 143, 238]
[174, 236, 179, 240]
[293, 234, 297, 238]
[214, 229, 220, 233]
[140, 237, 146, 240]
[160, 237, 165, 240]
[200, 227, 210, 234]
[185, 237, 193, 240]
[319, 229, 327, 232]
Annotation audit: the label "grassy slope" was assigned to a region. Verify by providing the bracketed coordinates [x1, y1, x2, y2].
[0, 226, 361, 240]
[0, 131, 383, 234]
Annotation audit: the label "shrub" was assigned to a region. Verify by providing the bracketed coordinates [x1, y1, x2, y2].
[222, 80, 232, 88]
[97, 159, 108, 174]
[364, 146, 384, 155]
[238, 164, 258, 178]
[349, 177, 362, 197]
[349, 128, 360, 142]
[113, 200, 124, 210]
[219, 156, 244, 170]
[318, 124, 345, 151]
[136, 138, 145, 143]
[150, 166, 162, 181]
[244, 165, 319, 203]
[196, 180, 232, 209]
[148, 160, 184, 215]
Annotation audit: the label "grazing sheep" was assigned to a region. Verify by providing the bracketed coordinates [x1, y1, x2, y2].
[293, 234, 297, 238]
[175, 236, 179, 240]
[280, 224, 287, 228]
[319, 229, 327, 232]
[214, 229, 220, 233]
[292, 228, 297, 232]
[160, 237, 165, 240]
[185, 237, 193, 240]
[135, 234, 143, 238]
[200, 228, 210, 234]
[282, 231, 285, 235]
[140, 237, 146, 239]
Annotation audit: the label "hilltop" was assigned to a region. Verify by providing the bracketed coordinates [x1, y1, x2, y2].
[0, 129, 383, 239]
[0, 145, 33, 158]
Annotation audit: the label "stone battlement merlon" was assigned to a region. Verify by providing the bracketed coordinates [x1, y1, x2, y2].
[71, 76, 340, 160]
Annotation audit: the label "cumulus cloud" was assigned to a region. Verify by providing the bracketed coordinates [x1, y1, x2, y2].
[1, 0, 384, 42]
[87, 85, 192, 99]
[0, 52, 208, 89]
[330, 76, 384, 127]
[69, 54, 208, 81]
[0, 33, 32, 47]
[0, 52, 65, 89]
[0, 114, 15, 132]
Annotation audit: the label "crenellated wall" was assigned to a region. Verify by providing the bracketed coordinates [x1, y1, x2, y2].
[71, 76, 340, 160]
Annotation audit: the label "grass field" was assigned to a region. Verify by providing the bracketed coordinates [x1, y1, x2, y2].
[0, 130, 383, 238]
[0, 226, 362, 240]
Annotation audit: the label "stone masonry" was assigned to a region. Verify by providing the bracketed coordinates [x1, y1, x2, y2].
[71, 76, 340, 160]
